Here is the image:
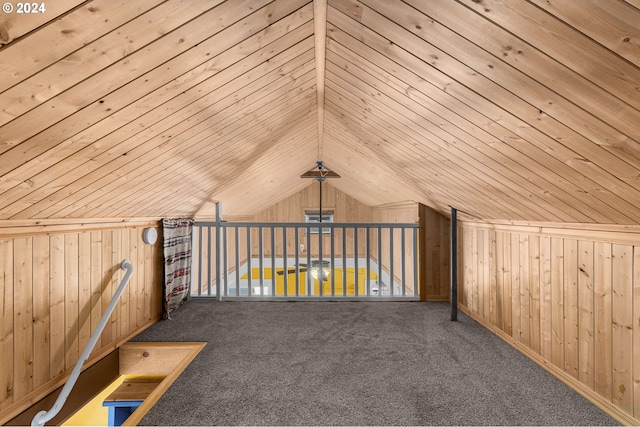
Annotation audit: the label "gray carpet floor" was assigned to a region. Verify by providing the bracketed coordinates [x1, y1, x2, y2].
[132, 301, 618, 426]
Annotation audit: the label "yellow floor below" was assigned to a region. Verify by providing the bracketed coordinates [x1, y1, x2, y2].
[241, 267, 377, 296]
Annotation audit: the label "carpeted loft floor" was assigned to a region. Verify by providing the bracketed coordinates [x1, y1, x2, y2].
[132, 301, 618, 426]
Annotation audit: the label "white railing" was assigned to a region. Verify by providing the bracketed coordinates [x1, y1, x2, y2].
[31, 260, 134, 427]
[191, 222, 419, 300]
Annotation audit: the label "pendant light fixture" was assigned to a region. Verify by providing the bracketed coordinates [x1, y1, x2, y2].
[301, 161, 340, 282]
[300, 161, 340, 223]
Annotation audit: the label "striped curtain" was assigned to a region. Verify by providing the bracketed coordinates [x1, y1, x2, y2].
[162, 218, 194, 318]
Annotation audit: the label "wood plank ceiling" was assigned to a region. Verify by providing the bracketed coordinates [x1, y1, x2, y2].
[0, 0, 639, 223]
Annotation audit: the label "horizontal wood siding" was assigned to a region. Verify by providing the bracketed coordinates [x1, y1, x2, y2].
[458, 220, 640, 425]
[0, 220, 163, 424]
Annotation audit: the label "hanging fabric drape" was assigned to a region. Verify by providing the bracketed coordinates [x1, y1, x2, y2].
[162, 218, 194, 318]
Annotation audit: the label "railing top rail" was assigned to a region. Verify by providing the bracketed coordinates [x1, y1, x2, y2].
[190, 296, 421, 302]
[194, 221, 419, 228]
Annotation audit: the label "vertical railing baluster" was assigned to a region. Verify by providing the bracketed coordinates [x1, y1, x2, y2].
[354, 227, 359, 297]
[330, 227, 335, 296]
[401, 228, 406, 296]
[342, 228, 347, 296]
[271, 226, 276, 297]
[366, 226, 371, 296]
[259, 226, 264, 296]
[197, 226, 203, 297]
[283, 226, 288, 297]
[246, 226, 252, 296]
[377, 227, 382, 297]
[389, 227, 394, 297]
[223, 225, 228, 298]
[207, 226, 213, 296]
[216, 225, 221, 300]
[306, 226, 311, 296]
[294, 227, 299, 297]
[215, 203, 222, 300]
[235, 227, 240, 297]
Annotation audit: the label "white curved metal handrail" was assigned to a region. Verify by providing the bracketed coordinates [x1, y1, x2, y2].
[31, 259, 134, 427]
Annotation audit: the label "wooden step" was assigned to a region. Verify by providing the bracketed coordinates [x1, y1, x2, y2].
[104, 377, 163, 403]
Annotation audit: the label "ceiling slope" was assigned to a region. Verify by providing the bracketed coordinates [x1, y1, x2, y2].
[0, 0, 639, 223]
[322, 0, 640, 223]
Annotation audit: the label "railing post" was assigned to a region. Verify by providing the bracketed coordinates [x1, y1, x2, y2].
[413, 227, 418, 297]
[215, 202, 222, 301]
[198, 226, 203, 297]
[450, 206, 458, 321]
[294, 227, 299, 297]
[318, 225, 322, 296]
[418, 205, 427, 301]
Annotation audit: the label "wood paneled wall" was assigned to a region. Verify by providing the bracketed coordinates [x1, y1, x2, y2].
[251, 182, 372, 223]
[458, 219, 640, 425]
[418, 204, 450, 301]
[371, 202, 418, 224]
[0, 219, 163, 424]
[251, 182, 373, 258]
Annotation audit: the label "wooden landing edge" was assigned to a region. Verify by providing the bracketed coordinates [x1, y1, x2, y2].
[458, 305, 636, 426]
[121, 342, 206, 426]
